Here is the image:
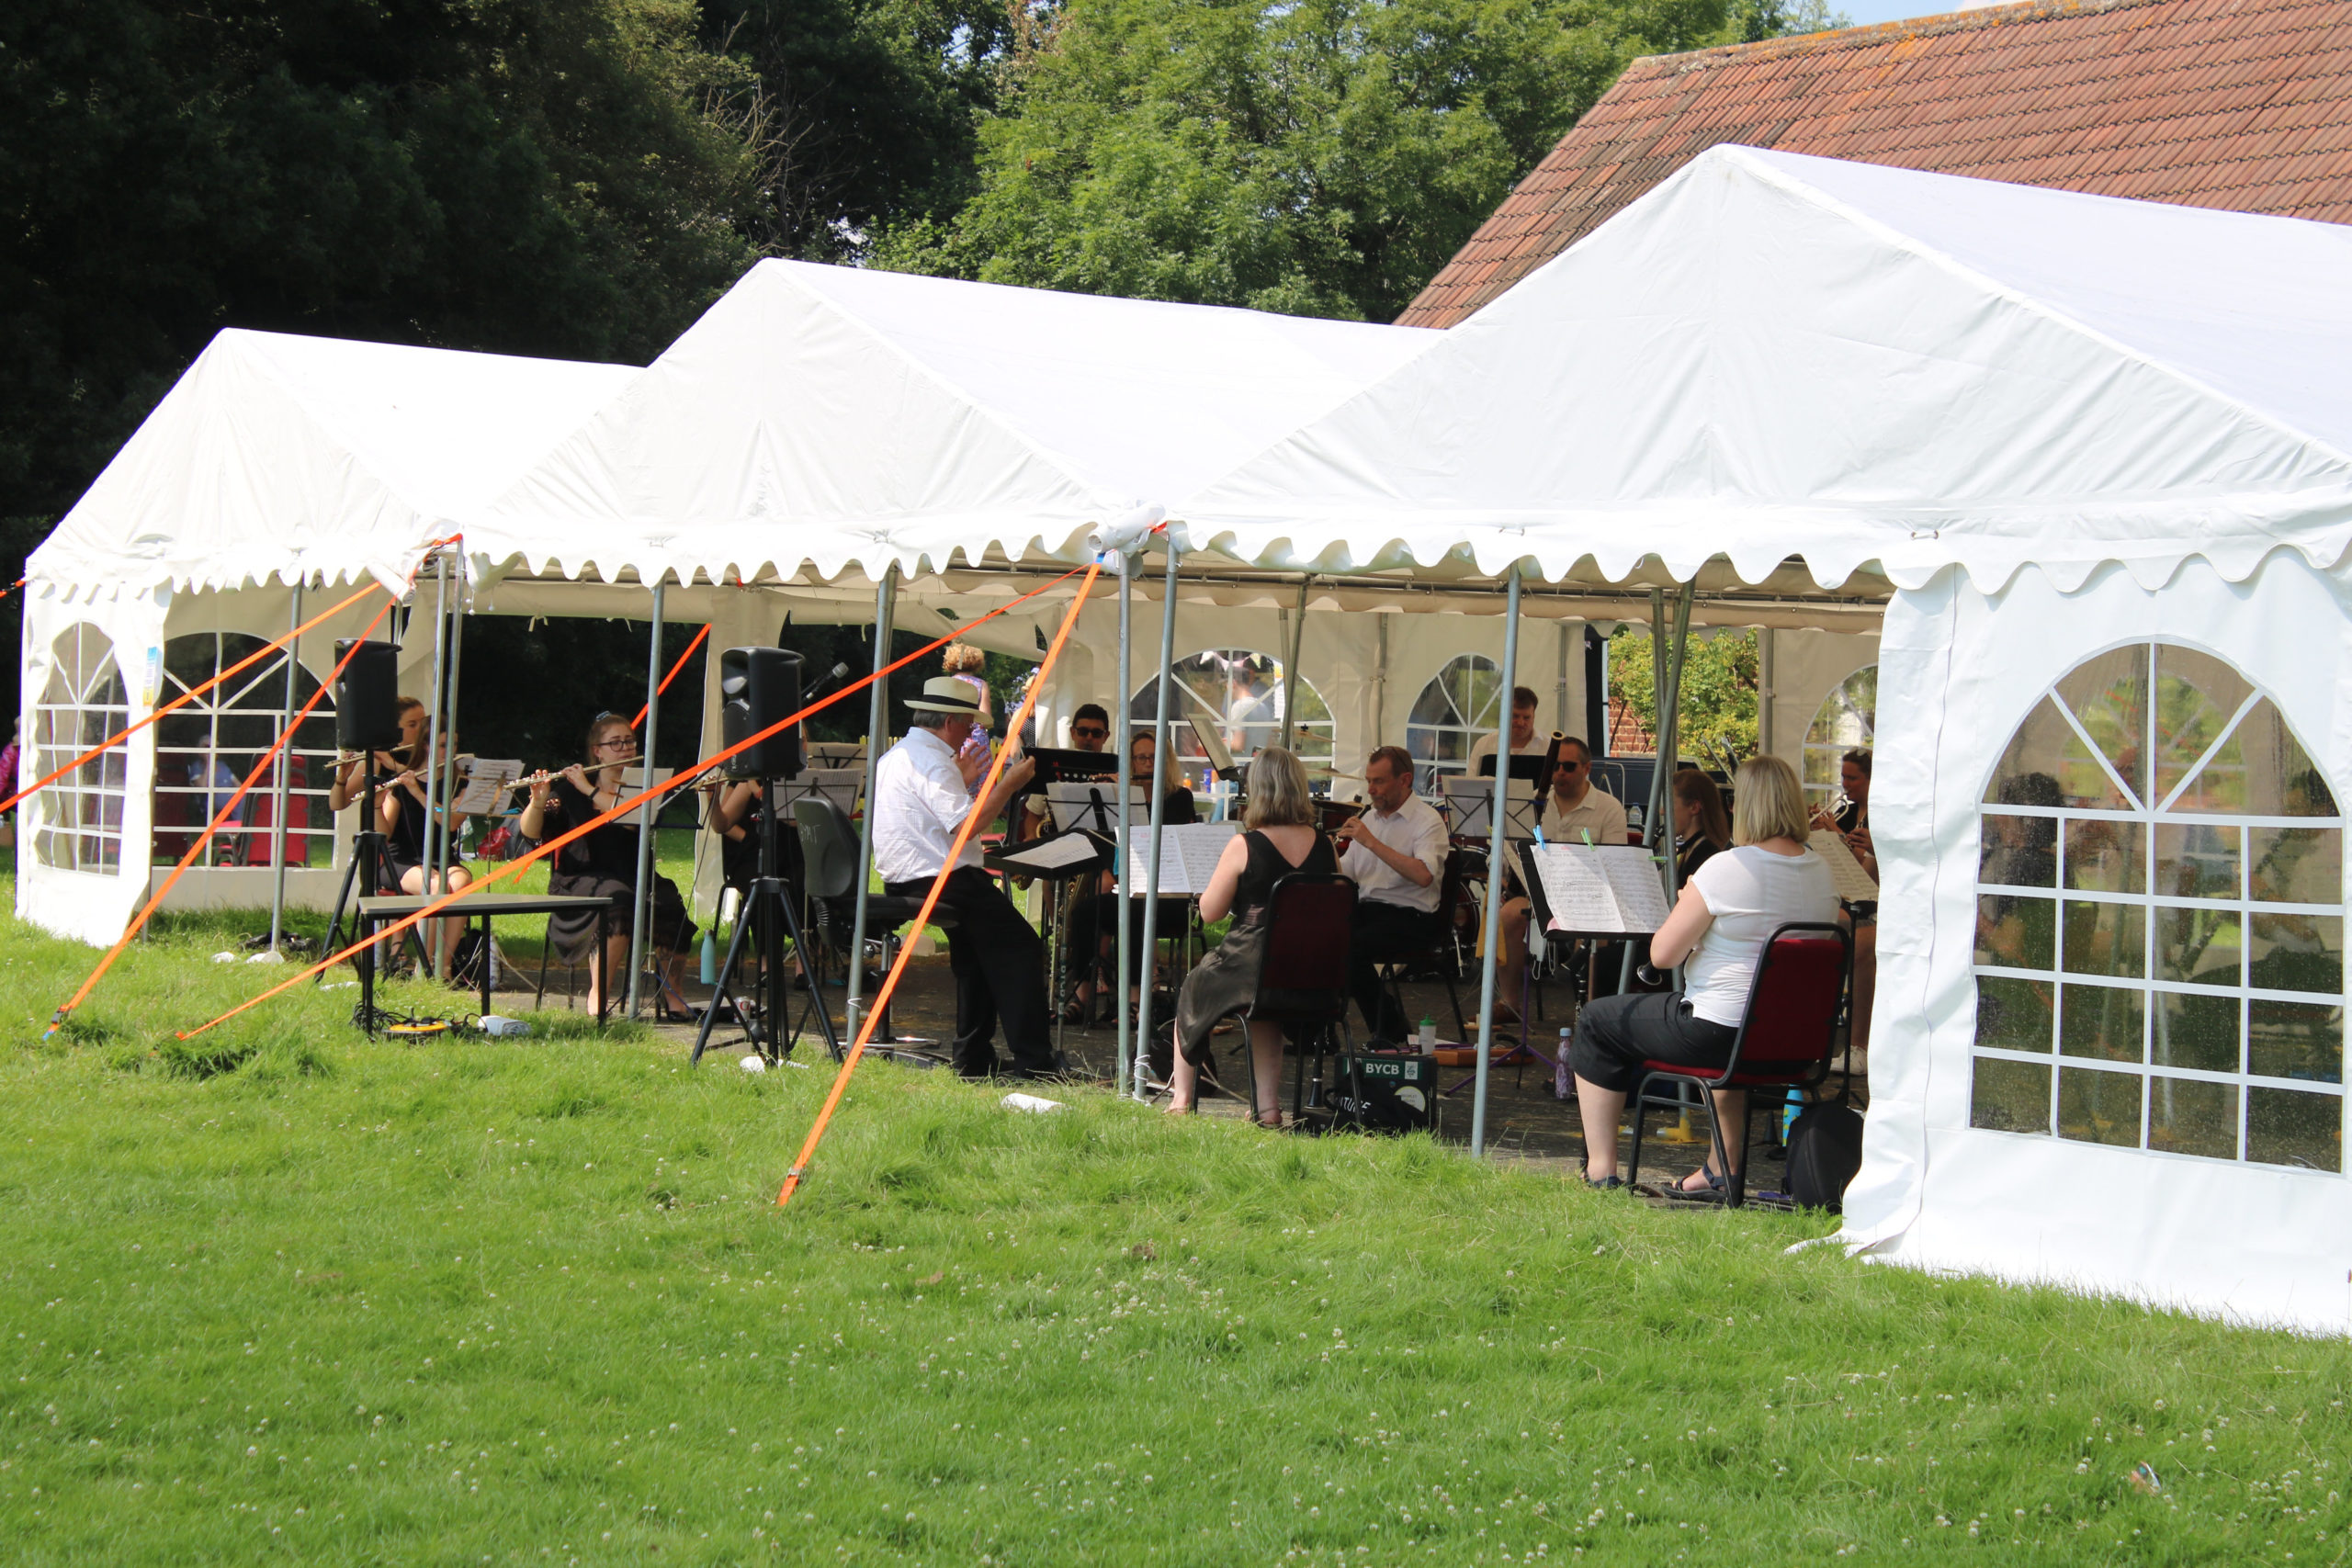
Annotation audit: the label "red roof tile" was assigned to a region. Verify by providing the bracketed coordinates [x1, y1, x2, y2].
[1400, 0, 2352, 326]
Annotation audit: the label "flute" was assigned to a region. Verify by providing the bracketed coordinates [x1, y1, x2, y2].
[510, 756, 645, 794]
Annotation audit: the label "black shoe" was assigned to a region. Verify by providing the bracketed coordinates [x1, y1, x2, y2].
[1583, 1171, 1625, 1190]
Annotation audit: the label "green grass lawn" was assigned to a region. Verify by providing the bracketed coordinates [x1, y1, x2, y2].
[2, 868, 2350, 1563]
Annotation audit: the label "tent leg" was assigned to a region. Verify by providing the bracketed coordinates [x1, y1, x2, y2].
[626, 581, 665, 1020]
[1279, 578, 1308, 750]
[1470, 565, 1522, 1159]
[846, 567, 898, 1037]
[1114, 555, 1135, 1094]
[437, 588, 467, 899]
[420, 553, 451, 977]
[1134, 538, 1182, 1100]
[267, 578, 303, 952]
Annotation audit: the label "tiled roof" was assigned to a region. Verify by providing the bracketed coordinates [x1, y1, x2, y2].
[1400, 0, 2352, 327]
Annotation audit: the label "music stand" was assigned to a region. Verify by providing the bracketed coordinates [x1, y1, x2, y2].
[690, 774, 842, 1066]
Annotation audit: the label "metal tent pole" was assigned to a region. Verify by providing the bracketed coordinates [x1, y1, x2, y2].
[845, 567, 898, 1036]
[266, 577, 303, 953]
[626, 580, 666, 1019]
[1657, 584, 1696, 902]
[436, 587, 467, 899]
[1622, 588, 1673, 994]
[1470, 564, 1523, 1158]
[1279, 579, 1309, 750]
[1114, 553, 1136, 1095]
[419, 553, 451, 976]
[1133, 539, 1182, 1100]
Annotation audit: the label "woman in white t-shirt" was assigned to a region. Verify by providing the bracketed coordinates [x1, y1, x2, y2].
[1571, 755, 1839, 1194]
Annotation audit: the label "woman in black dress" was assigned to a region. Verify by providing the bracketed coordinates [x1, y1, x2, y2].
[1167, 747, 1336, 1126]
[518, 713, 697, 1016]
[377, 726, 476, 979]
[1670, 768, 1732, 886]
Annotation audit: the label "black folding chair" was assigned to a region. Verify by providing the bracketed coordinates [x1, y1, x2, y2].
[1199, 873, 1357, 1124]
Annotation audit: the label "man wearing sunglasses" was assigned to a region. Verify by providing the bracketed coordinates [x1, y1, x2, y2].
[1064, 704, 1113, 752]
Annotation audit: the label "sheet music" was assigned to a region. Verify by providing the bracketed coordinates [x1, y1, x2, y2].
[1526, 843, 1670, 934]
[999, 832, 1102, 873]
[1189, 714, 1238, 775]
[450, 758, 520, 815]
[804, 741, 865, 768]
[621, 765, 675, 829]
[1808, 829, 1881, 900]
[1125, 821, 1238, 897]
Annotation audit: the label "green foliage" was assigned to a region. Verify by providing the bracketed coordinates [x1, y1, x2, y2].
[0, 0, 765, 529]
[1730, 0, 1853, 40]
[2, 875, 2350, 1560]
[876, 0, 1736, 322]
[1610, 626, 1759, 761]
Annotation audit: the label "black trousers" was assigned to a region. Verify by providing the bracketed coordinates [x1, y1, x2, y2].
[1570, 990, 1738, 1093]
[885, 867, 1053, 1077]
[1348, 900, 1443, 1041]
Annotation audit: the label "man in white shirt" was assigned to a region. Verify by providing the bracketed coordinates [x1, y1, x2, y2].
[873, 676, 1053, 1078]
[1467, 685, 1547, 771]
[1334, 745, 1450, 1042]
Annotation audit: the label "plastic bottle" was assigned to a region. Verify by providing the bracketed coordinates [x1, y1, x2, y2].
[1417, 1015, 1437, 1052]
[1555, 1026, 1574, 1100]
[700, 924, 718, 987]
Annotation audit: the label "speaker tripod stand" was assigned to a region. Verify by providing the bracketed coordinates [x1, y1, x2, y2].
[321, 754, 402, 988]
[690, 777, 842, 1066]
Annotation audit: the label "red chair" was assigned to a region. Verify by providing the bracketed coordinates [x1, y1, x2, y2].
[1204, 874, 1357, 1124]
[1626, 922, 1850, 1208]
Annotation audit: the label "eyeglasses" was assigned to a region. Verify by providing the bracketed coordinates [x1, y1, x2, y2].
[594, 737, 634, 750]
[1072, 726, 1108, 739]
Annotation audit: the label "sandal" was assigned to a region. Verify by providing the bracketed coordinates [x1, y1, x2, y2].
[1666, 1168, 1729, 1202]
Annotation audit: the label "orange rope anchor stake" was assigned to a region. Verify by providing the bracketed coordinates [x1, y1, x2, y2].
[776, 558, 1104, 1209]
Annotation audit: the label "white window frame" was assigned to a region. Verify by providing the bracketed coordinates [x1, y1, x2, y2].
[150, 632, 340, 869]
[1970, 638, 2344, 1173]
[1130, 648, 1334, 776]
[1406, 653, 1502, 788]
[1804, 664, 1877, 807]
[31, 623, 130, 876]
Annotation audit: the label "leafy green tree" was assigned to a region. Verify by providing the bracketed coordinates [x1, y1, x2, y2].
[876, 0, 1735, 322]
[1609, 626, 1758, 763]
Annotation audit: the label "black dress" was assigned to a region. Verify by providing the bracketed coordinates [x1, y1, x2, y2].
[541, 776, 697, 963]
[1173, 827, 1338, 1066]
[383, 784, 439, 885]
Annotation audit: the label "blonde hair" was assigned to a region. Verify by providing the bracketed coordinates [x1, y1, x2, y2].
[1242, 747, 1314, 830]
[942, 642, 987, 676]
[1731, 754, 1810, 846]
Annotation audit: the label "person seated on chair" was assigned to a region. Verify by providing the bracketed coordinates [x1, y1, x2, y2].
[1468, 685, 1546, 771]
[1493, 736, 1627, 1008]
[378, 725, 478, 982]
[1332, 744, 1447, 1042]
[874, 675, 1053, 1079]
[327, 694, 425, 813]
[1570, 754, 1838, 1193]
[1067, 728, 1200, 1020]
[1066, 704, 1112, 752]
[1671, 767, 1731, 886]
[1169, 747, 1338, 1125]
[518, 712, 697, 1017]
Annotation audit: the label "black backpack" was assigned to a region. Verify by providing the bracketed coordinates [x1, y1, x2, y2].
[1784, 1099, 1865, 1212]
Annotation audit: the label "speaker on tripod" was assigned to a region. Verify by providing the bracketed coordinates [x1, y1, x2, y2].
[334, 638, 402, 753]
[695, 648, 842, 1065]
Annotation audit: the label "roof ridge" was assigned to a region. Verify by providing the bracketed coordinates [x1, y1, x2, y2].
[1629, 0, 2182, 74]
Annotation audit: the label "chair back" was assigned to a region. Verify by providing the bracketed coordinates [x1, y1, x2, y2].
[1725, 922, 1851, 1080]
[1250, 873, 1357, 1023]
[791, 797, 861, 902]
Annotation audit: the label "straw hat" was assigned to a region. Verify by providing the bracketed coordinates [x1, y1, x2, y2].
[906, 675, 984, 715]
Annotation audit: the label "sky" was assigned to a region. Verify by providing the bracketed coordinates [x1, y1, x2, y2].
[1836, 0, 1986, 24]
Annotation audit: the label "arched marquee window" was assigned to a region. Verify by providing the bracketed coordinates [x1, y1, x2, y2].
[1131, 649, 1333, 777]
[1971, 641, 2343, 1172]
[1407, 654, 1501, 786]
[1804, 665, 1877, 807]
[31, 624, 130, 875]
[151, 633, 339, 868]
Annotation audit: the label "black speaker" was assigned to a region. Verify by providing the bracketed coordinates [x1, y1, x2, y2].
[720, 647, 806, 780]
[334, 638, 402, 753]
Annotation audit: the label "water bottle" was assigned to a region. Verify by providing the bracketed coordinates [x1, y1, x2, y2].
[699, 925, 718, 987]
[1417, 1015, 1437, 1053]
[1555, 1026, 1574, 1100]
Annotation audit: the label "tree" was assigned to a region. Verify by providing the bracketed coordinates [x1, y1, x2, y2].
[875, 0, 1736, 322]
[1608, 626, 1758, 763]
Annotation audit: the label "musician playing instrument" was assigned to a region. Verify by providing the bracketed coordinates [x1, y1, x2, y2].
[377, 724, 478, 978]
[1492, 736, 1624, 1016]
[1468, 685, 1547, 770]
[518, 712, 698, 1017]
[326, 695, 425, 813]
[1332, 745, 1447, 1043]
[873, 676, 1054, 1079]
[1168, 748, 1337, 1123]
[1066, 728, 1197, 1021]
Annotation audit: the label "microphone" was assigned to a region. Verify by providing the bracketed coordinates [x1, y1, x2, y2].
[801, 661, 854, 703]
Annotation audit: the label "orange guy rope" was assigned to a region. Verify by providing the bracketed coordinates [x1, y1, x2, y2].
[44, 603, 393, 1038]
[0, 580, 385, 818]
[175, 565, 1090, 1041]
[776, 559, 1104, 1209]
[633, 623, 710, 730]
